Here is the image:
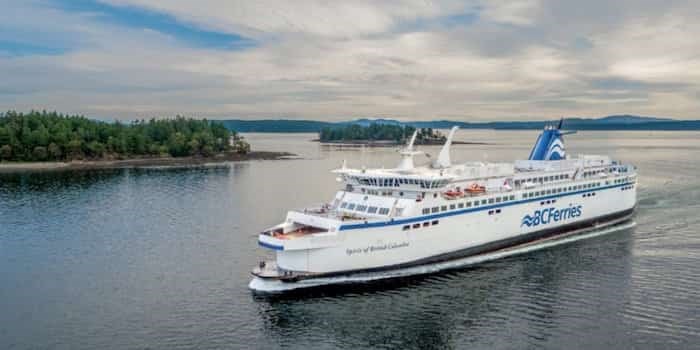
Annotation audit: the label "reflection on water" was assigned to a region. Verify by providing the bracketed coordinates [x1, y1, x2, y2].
[255, 229, 635, 349]
[1, 130, 699, 349]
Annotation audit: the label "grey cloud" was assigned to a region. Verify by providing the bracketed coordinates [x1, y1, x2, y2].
[1, 0, 700, 120]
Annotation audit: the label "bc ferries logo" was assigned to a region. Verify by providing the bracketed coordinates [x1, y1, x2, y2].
[521, 205, 582, 227]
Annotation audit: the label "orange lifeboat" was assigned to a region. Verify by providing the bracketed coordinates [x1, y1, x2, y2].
[443, 189, 464, 199]
[465, 183, 486, 194]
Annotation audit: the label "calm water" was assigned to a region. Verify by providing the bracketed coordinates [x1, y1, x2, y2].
[1, 130, 699, 349]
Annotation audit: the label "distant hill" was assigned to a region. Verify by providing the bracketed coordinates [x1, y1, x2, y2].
[592, 115, 672, 123]
[221, 115, 700, 132]
[220, 119, 332, 132]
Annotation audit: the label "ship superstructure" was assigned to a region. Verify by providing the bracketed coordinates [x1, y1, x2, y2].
[250, 122, 637, 286]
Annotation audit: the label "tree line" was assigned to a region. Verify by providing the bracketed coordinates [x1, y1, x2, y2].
[0, 111, 250, 162]
[319, 123, 446, 143]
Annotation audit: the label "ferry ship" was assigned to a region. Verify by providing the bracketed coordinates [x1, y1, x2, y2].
[250, 121, 637, 289]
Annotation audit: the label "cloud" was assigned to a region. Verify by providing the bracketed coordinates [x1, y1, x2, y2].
[101, 0, 475, 38]
[0, 0, 699, 120]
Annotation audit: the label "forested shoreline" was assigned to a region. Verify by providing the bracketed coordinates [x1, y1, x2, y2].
[319, 123, 446, 144]
[0, 111, 250, 162]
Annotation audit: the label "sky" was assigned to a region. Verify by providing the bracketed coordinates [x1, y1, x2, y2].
[0, 0, 699, 121]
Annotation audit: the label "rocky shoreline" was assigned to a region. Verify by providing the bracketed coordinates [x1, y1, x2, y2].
[0, 151, 296, 173]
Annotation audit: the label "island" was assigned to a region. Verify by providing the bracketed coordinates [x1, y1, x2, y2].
[317, 123, 483, 146]
[0, 111, 293, 172]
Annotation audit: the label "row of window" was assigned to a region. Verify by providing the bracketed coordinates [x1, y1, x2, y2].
[621, 185, 634, 191]
[583, 169, 606, 178]
[403, 220, 440, 231]
[522, 182, 601, 199]
[353, 176, 449, 189]
[583, 192, 596, 197]
[363, 189, 397, 196]
[514, 173, 570, 187]
[421, 194, 518, 215]
[339, 202, 390, 215]
[488, 209, 502, 215]
[540, 199, 557, 205]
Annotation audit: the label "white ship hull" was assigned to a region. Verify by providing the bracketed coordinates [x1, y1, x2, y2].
[259, 183, 636, 279]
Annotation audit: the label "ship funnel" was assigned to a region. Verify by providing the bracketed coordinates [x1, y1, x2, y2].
[528, 119, 569, 161]
[433, 126, 459, 168]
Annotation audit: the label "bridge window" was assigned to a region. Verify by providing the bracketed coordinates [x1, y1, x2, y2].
[356, 205, 367, 211]
[368, 206, 378, 214]
[347, 203, 356, 210]
[379, 208, 390, 215]
[340, 202, 348, 208]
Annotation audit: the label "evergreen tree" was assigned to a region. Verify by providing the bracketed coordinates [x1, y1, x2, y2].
[0, 111, 250, 161]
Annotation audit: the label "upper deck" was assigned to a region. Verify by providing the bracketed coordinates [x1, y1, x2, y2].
[261, 122, 637, 240]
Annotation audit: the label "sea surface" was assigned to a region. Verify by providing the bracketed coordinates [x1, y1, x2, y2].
[1, 130, 699, 349]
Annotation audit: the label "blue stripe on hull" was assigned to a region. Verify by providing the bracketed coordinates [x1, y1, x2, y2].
[339, 181, 634, 231]
[259, 240, 284, 251]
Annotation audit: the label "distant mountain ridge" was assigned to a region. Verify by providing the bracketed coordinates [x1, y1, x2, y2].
[221, 115, 700, 132]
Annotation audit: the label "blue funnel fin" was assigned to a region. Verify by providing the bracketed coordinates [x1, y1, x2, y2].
[528, 122, 566, 161]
